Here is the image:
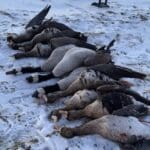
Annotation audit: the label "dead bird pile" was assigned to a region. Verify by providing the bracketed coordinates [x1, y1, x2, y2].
[6, 5, 150, 149]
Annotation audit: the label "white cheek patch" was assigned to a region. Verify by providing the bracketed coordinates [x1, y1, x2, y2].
[42, 94, 48, 103]
[31, 74, 39, 83]
[16, 67, 22, 75]
[9, 40, 14, 45]
[37, 88, 46, 97]
[18, 46, 25, 51]
[96, 45, 101, 49]
[79, 33, 83, 37]
[26, 26, 33, 31]
[51, 115, 58, 122]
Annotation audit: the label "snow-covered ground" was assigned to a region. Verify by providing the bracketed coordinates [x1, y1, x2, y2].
[0, 0, 150, 149]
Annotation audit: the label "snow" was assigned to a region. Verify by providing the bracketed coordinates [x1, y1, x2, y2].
[0, 0, 150, 149]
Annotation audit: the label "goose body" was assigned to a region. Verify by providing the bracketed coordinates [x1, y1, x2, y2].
[15, 28, 61, 51]
[7, 19, 74, 44]
[51, 47, 97, 77]
[13, 37, 99, 59]
[27, 46, 110, 76]
[14, 29, 87, 52]
[64, 92, 133, 121]
[59, 115, 150, 144]
[50, 89, 98, 121]
[44, 69, 116, 102]
[21, 63, 146, 99]
[65, 89, 98, 110]
[37, 64, 146, 99]
[51, 82, 150, 121]
[7, 45, 111, 83]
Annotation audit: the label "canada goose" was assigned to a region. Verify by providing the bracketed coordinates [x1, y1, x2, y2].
[12, 27, 61, 51]
[57, 93, 133, 121]
[56, 115, 150, 144]
[7, 19, 74, 45]
[58, 97, 149, 121]
[7, 40, 115, 78]
[13, 29, 87, 52]
[50, 89, 98, 121]
[7, 45, 111, 76]
[7, 5, 51, 44]
[35, 70, 126, 101]
[53, 83, 150, 121]
[51, 89, 149, 121]
[12, 37, 99, 59]
[32, 64, 146, 99]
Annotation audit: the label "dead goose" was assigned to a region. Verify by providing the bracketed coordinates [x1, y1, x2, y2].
[58, 93, 149, 121]
[50, 89, 99, 121]
[6, 40, 115, 79]
[51, 83, 150, 121]
[55, 93, 132, 121]
[33, 64, 146, 100]
[7, 5, 51, 44]
[50, 82, 150, 121]
[7, 19, 74, 45]
[14, 29, 87, 52]
[12, 36, 99, 59]
[36, 72, 124, 101]
[7, 45, 111, 76]
[56, 115, 150, 144]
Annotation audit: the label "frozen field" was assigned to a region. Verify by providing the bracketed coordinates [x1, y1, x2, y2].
[0, 0, 150, 149]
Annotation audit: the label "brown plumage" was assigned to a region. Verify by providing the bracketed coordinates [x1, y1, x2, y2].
[50, 89, 98, 121]
[54, 92, 134, 121]
[97, 84, 150, 105]
[56, 115, 150, 144]
[14, 29, 87, 52]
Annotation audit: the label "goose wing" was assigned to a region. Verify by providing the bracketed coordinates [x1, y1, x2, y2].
[25, 5, 51, 29]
